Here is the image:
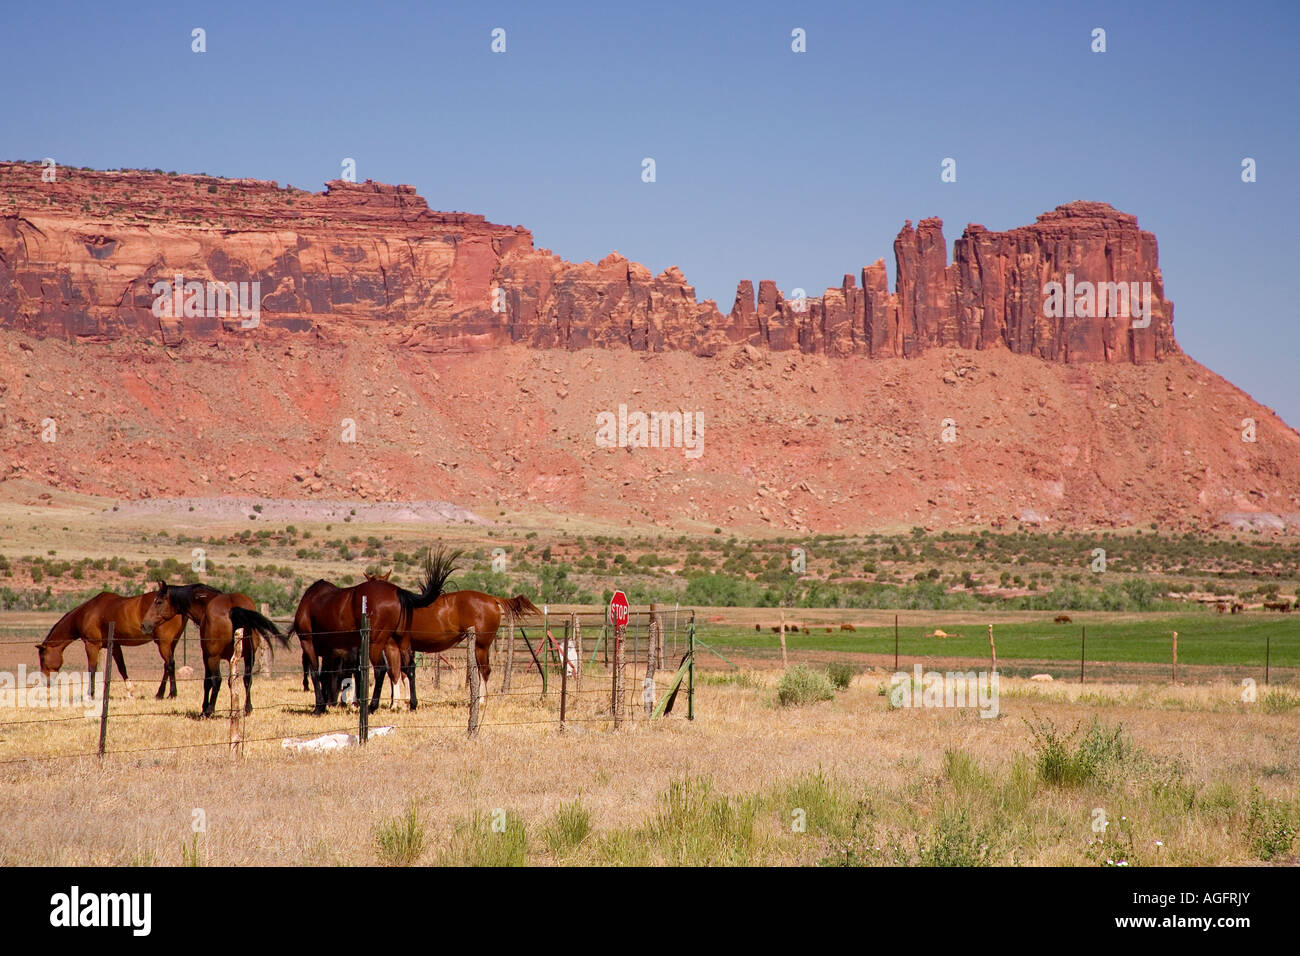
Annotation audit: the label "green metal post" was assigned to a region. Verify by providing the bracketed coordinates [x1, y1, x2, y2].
[359, 609, 370, 744]
[687, 611, 695, 721]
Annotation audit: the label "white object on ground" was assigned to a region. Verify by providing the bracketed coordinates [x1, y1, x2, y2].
[281, 725, 395, 753]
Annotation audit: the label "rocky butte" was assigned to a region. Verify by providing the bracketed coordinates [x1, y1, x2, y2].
[1, 162, 1173, 363]
[1, 161, 1297, 534]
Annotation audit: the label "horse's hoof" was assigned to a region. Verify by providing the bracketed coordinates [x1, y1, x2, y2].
[408, 702, 418, 712]
[312, 707, 326, 716]
[154, 692, 165, 701]
[244, 706, 253, 716]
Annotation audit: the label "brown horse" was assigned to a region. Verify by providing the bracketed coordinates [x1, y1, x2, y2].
[140, 583, 287, 717]
[300, 569, 388, 694]
[35, 591, 187, 699]
[287, 549, 457, 715]
[399, 592, 543, 707]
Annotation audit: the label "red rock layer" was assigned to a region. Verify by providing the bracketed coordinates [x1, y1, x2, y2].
[0, 163, 1174, 362]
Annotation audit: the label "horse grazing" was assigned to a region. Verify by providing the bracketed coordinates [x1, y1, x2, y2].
[288, 548, 459, 715]
[140, 582, 287, 717]
[400, 592, 542, 708]
[35, 591, 187, 700]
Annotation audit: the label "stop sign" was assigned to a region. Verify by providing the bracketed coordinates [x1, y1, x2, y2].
[609, 590, 629, 628]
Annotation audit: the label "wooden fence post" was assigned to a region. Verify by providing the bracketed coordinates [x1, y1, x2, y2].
[97, 622, 115, 758]
[987, 623, 997, 674]
[502, 621, 513, 692]
[1171, 630, 1178, 684]
[779, 608, 788, 669]
[228, 634, 244, 759]
[467, 626, 480, 737]
[1080, 626, 1086, 685]
[612, 623, 626, 729]
[645, 607, 661, 716]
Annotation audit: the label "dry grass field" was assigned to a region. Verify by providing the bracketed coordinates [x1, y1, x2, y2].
[1, 663, 1297, 866]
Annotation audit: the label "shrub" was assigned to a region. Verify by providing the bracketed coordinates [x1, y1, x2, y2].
[1026, 714, 1132, 787]
[1247, 789, 1297, 861]
[373, 804, 425, 866]
[441, 810, 528, 866]
[543, 801, 591, 856]
[777, 665, 835, 707]
[826, 662, 855, 690]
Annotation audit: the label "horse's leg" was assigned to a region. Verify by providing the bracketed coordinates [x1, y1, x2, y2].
[301, 650, 311, 692]
[112, 642, 135, 699]
[303, 640, 326, 715]
[85, 642, 99, 700]
[155, 639, 169, 700]
[368, 642, 389, 715]
[403, 646, 418, 713]
[383, 642, 404, 712]
[475, 638, 492, 711]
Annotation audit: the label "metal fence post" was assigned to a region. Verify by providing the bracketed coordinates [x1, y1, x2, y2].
[687, 611, 695, 721]
[97, 622, 115, 757]
[560, 624, 569, 731]
[358, 607, 370, 745]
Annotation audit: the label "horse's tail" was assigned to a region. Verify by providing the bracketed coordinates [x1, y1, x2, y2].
[230, 607, 289, 659]
[501, 595, 543, 625]
[396, 544, 463, 631]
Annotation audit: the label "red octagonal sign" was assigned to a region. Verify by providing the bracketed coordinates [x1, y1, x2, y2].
[609, 590, 629, 628]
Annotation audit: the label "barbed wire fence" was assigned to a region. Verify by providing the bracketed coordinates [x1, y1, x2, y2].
[0, 606, 698, 766]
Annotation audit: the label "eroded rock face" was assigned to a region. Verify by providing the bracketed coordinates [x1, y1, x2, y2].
[0, 163, 1174, 362]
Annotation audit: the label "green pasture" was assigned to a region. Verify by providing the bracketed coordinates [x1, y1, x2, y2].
[699, 612, 1300, 668]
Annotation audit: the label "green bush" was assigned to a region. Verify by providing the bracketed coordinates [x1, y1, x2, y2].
[1026, 714, 1133, 787]
[373, 804, 425, 866]
[826, 662, 855, 690]
[777, 665, 835, 707]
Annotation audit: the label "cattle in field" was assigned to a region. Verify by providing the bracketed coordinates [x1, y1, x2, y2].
[1054, 614, 1072, 624]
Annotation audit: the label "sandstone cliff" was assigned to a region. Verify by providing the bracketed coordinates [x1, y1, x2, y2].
[1, 163, 1173, 363]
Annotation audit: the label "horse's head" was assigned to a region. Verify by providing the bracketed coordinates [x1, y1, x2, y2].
[35, 641, 62, 678]
[140, 580, 176, 635]
[364, 569, 392, 581]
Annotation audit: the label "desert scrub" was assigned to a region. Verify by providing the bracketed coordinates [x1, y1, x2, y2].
[915, 808, 993, 867]
[1247, 788, 1297, 861]
[1025, 713, 1133, 787]
[826, 661, 856, 690]
[543, 800, 591, 857]
[440, 809, 527, 866]
[373, 803, 425, 866]
[778, 665, 835, 706]
[647, 776, 760, 866]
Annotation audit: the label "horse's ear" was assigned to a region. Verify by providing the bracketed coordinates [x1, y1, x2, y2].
[34, 643, 43, 650]
[155, 579, 167, 592]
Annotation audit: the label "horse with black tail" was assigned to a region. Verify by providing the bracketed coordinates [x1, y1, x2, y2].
[287, 546, 461, 715]
[398, 592, 543, 710]
[140, 582, 289, 717]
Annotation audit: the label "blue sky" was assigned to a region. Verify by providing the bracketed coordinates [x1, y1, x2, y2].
[5, 0, 1298, 425]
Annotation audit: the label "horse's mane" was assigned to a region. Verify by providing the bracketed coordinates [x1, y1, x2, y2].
[166, 583, 221, 618]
